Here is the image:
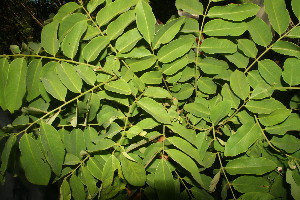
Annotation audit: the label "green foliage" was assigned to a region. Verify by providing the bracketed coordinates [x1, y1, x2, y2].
[0, 0, 299, 199]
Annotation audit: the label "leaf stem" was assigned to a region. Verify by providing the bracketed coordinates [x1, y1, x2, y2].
[245, 21, 300, 73]
[217, 152, 236, 200]
[14, 76, 117, 136]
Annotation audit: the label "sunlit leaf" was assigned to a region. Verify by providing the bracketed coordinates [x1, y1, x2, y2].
[41, 21, 59, 56]
[200, 38, 237, 54]
[264, 0, 290, 35]
[135, 0, 156, 44]
[247, 17, 272, 47]
[175, 0, 203, 15]
[70, 175, 85, 200]
[204, 19, 247, 36]
[238, 39, 257, 58]
[245, 98, 285, 114]
[82, 36, 110, 62]
[271, 135, 300, 153]
[157, 35, 195, 63]
[282, 58, 300, 86]
[207, 3, 260, 21]
[152, 17, 185, 49]
[272, 41, 300, 59]
[96, 0, 138, 27]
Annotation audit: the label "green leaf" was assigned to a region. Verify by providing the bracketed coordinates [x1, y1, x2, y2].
[96, 0, 137, 27]
[70, 175, 86, 200]
[89, 138, 115, 152]
[175, 0, 203, 15]
[41, 62, 67, 101]
[271, 135, 300, 153]
[258, 59, 282, 86]
[197, 77, 217, 94]
[166, 149, 204, 187]
[40, 122, 65, 176]
[58, 13, 86, 40]
[137, 97, 171, 124]
[172, 83, 194, 100]
[225, 51, 249, 69]
[225, 157, 277, 175]
[135, 0, 156, 44]
[272, 41, 300, 59]
[81, 166, 97, 198]
[210, 100, 231, 125]
[53, 2, 80, 22]
[152, 17, 185, 49]
[26, 59, 42, 101]
[265, 113, 300, 135]
[76, 64, 97, 86]
[239, 192, 274, 200]
[64, 153, 80, 165]
[162, 56, 189, 75]
[0, 135, 16, 176]
[233, 176, 269, 193]
[57, 62, 83, 93]
[4, 58, 27, 113]
[120, 154, 146, 186]
[140, 71, 162, 84]
[87, 0, 105, 13]
[282, 58, 300, 86]
[167, 122, 196, 145]
[230, 70, 250, 100]
[224, 122, 261, 157]
[247, 17, 272, 47]
[61, 20, 87, 59]
[82, 36, 110, 62]
[259, 108, 291, 126]
[167, 136, 203, 165]
[157, 35, 195, 63]
[104, 79, 131, 95]
[207, 3, 260, 21]
[117, 46, 152, 58]
[184, 102, 210, 119]
[155, 159, 176, 200]
[107, 10, 135, 40]
[245, 98, 285, 114]
[115, 28, 142, 53]
[41, 21, 59, 56]
[292, 0, 300, 19]
[144, 87, 172, 99]
[87, 155, 104, 180]
[286, 26, 300, 38]
[101, 155, 119, 188]
[60, 179, 71, 200]
[200, 38, 237, 54]
[0, 58, 9, 109]
[221, 83, 240, 109]
[64, 129, 86, 157]
[127, 55, 157, 72]
[287, 169, 300, 200]
[250, 83, 274, 100]
[238, 39, 257, 58]
[19, 134, 51, 185]
[203, 19, 247, 36]
[264, 0, 290, 35]
[199, 57, 229, 75]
